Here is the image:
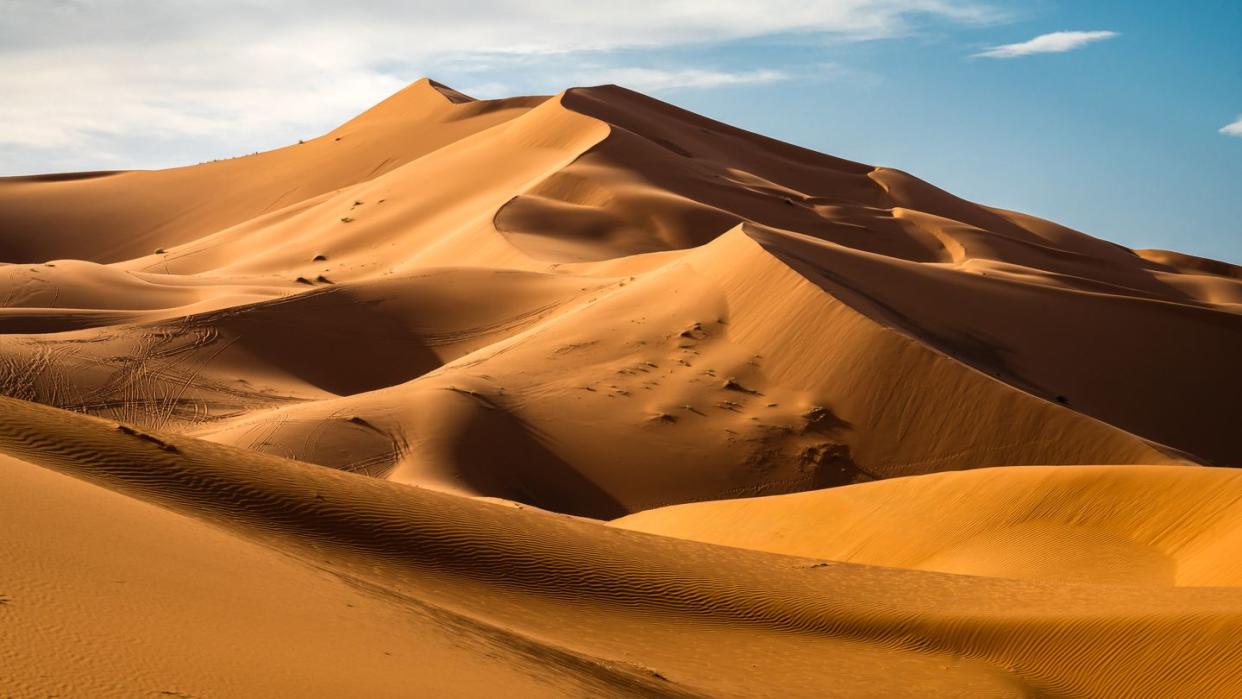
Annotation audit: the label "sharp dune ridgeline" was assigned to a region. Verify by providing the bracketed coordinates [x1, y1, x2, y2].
[2, 78, 1241, 697]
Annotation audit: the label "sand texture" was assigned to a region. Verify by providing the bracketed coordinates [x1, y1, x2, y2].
[2, 79, 1240, 697]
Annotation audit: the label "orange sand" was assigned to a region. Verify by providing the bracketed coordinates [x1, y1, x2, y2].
[2, 79, 1240, 697]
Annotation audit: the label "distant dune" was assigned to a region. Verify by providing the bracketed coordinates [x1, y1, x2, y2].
[2, 79, 1240, 696]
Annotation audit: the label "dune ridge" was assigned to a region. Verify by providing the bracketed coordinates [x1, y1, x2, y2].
[3, 78, 1241, 696]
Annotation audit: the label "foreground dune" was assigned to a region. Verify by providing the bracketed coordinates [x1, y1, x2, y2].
[4, 396, 1242, 697]
[2, 78, 1241, 695]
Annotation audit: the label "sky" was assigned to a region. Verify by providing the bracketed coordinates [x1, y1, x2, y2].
[2, 1, 1239, 262]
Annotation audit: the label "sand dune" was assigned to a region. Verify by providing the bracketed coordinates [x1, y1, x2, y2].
[615, 464, 1242, 586]
[3, 79, 1240, 696]
[4, 397, 1242, 697]
[0, 80, 546, 264]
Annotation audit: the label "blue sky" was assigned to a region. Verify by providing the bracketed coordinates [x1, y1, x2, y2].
[657, 1, 1242, 262]
[2, 0, 1239, 261]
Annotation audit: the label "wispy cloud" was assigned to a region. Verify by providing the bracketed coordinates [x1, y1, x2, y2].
[973, 30, 1119, 59]
[0, 0, 998, 173]
[1221, 116, 1242, 137]
[575, 68, 788, 92]
[466, 68, 789, 99]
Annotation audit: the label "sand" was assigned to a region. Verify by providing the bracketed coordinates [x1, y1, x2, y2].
[615, 464, 1242, 586]
[2, 78, 1240, 696]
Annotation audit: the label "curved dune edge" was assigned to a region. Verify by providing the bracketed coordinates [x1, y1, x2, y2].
[3, 396, 1242, 697]
[613, 463, 1242, 587]
[2, 77, 1241, 696]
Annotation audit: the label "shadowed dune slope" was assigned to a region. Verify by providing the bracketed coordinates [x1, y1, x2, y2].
[4, 396, 1242, 697]
[749, 226, 1242, 465]
[0, 268, 602, 435]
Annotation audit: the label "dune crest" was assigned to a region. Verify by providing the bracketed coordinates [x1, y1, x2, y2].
[3, 78, 1241, 696]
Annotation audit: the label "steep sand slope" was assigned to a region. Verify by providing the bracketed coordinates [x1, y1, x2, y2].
[615, 464, 1242, 586]
[4, 396, 1242, 698]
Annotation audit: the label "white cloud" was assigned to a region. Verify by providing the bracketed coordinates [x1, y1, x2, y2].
[973, 30, 1119, 59]
[573, 68, 789, 92]
[465, 69, 788, 99]
[1221, 116, 1242, 137]
[0, 1, 996, 173]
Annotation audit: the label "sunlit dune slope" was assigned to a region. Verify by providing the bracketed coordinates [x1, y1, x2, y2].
[0, 79, 547, 263]
[615, 464, 1242, 586]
